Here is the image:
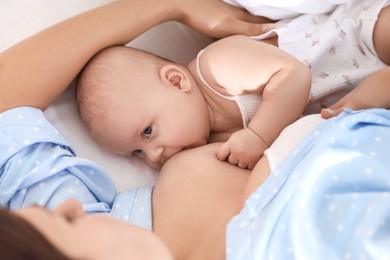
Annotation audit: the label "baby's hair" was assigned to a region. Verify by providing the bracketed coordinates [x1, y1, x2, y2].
[76, 46, 174, 144]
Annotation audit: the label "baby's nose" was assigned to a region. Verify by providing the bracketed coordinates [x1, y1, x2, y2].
[146, 146, 164, 163]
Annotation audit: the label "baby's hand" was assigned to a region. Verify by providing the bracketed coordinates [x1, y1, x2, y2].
[216, 128, 268, 169]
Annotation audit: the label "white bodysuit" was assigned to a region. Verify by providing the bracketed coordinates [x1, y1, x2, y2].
[250, 0, 389, 114]
[223, 0, 344, 20]
[196, 49, 261, 128]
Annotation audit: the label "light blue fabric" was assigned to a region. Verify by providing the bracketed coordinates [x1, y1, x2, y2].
[2, 106, 390, 255]
[111, 186, 153, 230]
[0, 107, 152, 230]
[226, 108, 390, 260]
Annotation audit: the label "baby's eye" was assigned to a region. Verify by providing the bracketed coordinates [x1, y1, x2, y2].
[143, 126, 152, 138]
[133, 149, 142, 156]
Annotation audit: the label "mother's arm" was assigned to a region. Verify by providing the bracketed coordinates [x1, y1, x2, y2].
[321, 67, 390, 118]
[321, 5, 390, 119]
[0, 0, 274, 113]
[0, 0, 168, 112]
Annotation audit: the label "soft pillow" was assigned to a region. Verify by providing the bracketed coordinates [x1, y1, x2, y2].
[1, 0, 213, 191]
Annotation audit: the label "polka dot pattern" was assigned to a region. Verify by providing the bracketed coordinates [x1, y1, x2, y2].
[226, 108, 390, 259]
[0, 107, 152, 230]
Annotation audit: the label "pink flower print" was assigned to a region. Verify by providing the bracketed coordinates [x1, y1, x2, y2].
[308, 93, 314, 102]
[302, 59, 312, 69]
[312, 39, 320, 46]
[319, 72, 329, 79]
[338, 29, 346, 39]
[305, 32, 312, 38]
[357, 44, 366, 56]
[329, 46, 336, 55]
[332, 19, 340, 28]
[343, 75, 352, 87]
[352, 59, 360, 69]
[341, 5, 347, 14]
[311, 16, 317, 25]
[319, 99, 327, 108]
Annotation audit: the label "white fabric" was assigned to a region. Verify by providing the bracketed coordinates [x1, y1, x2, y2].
[264, 115, 325, 172]
[223, 0, 352, 19]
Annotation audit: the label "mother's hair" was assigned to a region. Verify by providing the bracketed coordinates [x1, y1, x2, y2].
[0, 208, 68, 260]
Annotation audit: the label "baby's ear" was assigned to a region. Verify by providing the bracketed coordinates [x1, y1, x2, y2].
[159, 64, 192, 92]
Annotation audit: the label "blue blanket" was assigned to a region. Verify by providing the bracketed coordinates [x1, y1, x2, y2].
[226, 109, 390, 259]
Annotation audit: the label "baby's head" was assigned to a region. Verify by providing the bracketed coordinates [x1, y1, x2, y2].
[76, 46, 210, 169]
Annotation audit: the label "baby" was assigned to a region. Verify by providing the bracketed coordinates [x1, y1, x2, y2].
[76, 35, 311, 169]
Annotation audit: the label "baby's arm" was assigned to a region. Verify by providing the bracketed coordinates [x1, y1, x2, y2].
[201, 35, 311, 169]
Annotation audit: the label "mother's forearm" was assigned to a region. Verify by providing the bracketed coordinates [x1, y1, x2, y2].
[0, 0, 172, 113]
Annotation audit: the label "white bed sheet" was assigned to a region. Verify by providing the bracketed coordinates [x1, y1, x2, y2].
[1, 0, 213, 191]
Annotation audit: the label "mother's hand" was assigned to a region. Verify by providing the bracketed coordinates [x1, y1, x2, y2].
[321, 67, 390, 119]
[177, 0, 275, 38]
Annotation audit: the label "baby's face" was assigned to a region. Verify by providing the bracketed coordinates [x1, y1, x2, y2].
[99, 80, 210, 169]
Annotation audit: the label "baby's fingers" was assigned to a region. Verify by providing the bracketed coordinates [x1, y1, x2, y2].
[227, 155, 239, 166]
[216, 142, 231, 161]
[237, 161, 248, 169]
